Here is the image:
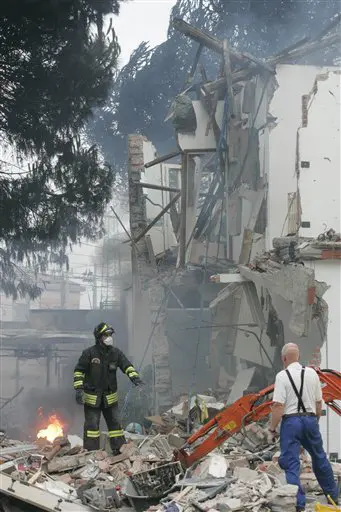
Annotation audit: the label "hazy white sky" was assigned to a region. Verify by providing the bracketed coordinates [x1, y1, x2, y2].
[114, 0, 176, 66]
[74, 0, 176, 306]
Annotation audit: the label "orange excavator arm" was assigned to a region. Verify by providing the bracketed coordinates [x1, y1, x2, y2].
[175, 368, 341, 468]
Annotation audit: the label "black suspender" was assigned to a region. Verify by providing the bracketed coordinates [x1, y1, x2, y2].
[285, 367, 306, 413]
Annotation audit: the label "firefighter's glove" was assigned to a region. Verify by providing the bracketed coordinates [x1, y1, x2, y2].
[75, 389, 84, 405]
[131, 376, 143, 387]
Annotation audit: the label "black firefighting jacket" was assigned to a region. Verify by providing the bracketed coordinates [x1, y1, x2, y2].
[73, 345, 139, 408]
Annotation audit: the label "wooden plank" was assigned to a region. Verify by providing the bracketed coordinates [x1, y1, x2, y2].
[209, 283, 242, 309]
[0, 444, 37, 456]
[187, 43, 203, 83]
[238, 228, 253, 265]
[178, 153, 187, 267]
[203, 32, 341, 93]
[28, 469, 43, 485]
[223, 39, 235, 117]
[144, 150, 181, 168]
[205, 88, 220, 136]
[271, 32, 340, 66]
[145, 234, 157, 269]
[139, 182, 180, 193]
[247, 188, 265, 231]
[110, 206, 135, 245]
[169, 192, 181, 240]
[238, 189, 265, 265]
[131, 193, 181, 245]
[173, 18, 274, 74]
[173, 18, 224, 55]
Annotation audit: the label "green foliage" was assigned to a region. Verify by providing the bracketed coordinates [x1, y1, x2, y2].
[89, 0, 340, 182]
[0, 0, 122, 299]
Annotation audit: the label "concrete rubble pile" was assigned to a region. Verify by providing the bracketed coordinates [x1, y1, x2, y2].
[1, 418, 340, 511]
[0, 431, 178, 510]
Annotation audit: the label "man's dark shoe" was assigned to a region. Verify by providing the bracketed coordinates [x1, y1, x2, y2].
[296, 508, 305, 512]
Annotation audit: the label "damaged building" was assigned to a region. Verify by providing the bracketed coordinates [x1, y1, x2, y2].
[125, 18, 341, 456]
[1, 14, 341, 512]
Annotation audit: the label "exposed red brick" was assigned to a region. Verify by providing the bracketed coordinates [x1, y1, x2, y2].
[308, 287, 316, 305]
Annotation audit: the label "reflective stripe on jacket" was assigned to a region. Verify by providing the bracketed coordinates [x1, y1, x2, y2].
[73, 345, 139, 408]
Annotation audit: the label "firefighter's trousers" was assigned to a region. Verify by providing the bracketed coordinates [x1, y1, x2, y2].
[83, 403, 125, 454]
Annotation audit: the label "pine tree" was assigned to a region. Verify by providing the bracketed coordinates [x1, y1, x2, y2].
[0, 0, 122, 298]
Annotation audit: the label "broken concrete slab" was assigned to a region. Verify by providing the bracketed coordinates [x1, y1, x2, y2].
[268, 483, 298, 511]
[217, 497, 241, 511]
[0, 470, 92, 511]
[46, 451, 98, 473]
[208, 455, 228, 478]
[233, 466, 259, 482]
[193, 455, 229, 480]
[239, 262, 316, 336]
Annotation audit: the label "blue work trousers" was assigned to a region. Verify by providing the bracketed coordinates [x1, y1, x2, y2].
[279, 416, 338, 509]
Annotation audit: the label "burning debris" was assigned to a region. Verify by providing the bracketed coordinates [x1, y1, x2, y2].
[37, 414, 65, 444]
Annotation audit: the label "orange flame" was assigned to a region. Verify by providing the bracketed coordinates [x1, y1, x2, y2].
[37, 414, 64, 443]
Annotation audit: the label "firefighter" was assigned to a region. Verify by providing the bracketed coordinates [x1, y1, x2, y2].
[73, 322, 142, 455]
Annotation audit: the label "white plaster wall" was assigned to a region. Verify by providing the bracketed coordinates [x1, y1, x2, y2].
[269, 65, 341, 455]
[299, 71, 341, 236]
[141, 141, 178, 256]
[267, 64, 337, 248]
[305, 261, 341, 456]
[177, 101, 224, 152]
[287, 70, 340, 455]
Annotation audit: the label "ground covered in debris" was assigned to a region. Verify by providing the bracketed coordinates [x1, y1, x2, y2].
[1, 406, 340, 512]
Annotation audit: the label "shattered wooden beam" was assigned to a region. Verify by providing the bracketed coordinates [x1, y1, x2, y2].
[203, 69, 256, 94]
[169, 192, 181, 240]
[202, 29, 341, 93]
[131, 192, 181, 245]
[200, 79, 223, 145]
[205, 88, 220, 136]
[238, 228, 253, 265]
[317, 13, 341, 39]
[187, 43, 203, 83]
[178, 153, 187, 267]
[173, 17, 224, 55]
[0, 444, 36, 456]
[144, 150, 181, 168]
[145, 234, 157, 268]
[138, 182, 180, 193]
[273, 36, 310, 58]
[223, 39, 234, 116]
[111, 206, 134, 245]
[271, 31, 340, 65]
[173, 18, 274, 74]
[300, 243, 341, 260]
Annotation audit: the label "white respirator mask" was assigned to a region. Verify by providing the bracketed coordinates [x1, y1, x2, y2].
[103, 335, 114, 347]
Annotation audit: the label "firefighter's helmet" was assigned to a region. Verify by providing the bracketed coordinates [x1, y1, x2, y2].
[94, 322, 115, 342]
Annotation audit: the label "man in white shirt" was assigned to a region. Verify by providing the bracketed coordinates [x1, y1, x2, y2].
[269, 343, 338, 511]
